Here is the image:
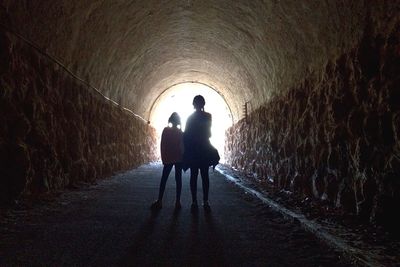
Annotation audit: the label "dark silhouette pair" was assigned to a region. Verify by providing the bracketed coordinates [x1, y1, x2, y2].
[151, 95, 220, 212]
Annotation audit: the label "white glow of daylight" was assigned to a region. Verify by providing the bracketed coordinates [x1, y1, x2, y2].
[150, 82, 232, 162]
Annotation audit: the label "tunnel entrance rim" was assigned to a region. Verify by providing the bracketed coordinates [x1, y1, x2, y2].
[148, 81, 234, 125]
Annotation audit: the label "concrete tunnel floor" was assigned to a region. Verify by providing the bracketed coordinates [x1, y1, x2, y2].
[0, 163, 354, 266]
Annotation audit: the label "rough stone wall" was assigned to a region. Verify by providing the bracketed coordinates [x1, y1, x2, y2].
[0, 0, 367, 121]
[0, 30, 157, 204]
[225, 19, 400, 228]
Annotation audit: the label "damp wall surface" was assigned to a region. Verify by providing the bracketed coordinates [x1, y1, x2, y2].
[0, 0, 367, 122]
[225, 17, 400, 227]
[0, 30, 157, 204]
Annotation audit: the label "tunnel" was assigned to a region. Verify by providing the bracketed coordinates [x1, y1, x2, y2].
[1, 0, 400, 247]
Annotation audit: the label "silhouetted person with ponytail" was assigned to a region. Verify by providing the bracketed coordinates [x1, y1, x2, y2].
[183, 95, 220, 212]
[151, 112, 183, 210]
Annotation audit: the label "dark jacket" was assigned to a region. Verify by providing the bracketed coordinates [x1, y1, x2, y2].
[182, 111, 220, 170]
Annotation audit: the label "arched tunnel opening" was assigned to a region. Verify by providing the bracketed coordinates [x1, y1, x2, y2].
[0, 1, 400, 263]
[149, 82, 232, 161]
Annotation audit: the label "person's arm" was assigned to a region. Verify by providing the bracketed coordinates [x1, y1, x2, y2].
[179, 130, 184, 156]
[183, 115, 193, 143]
[160, 128, 167, 162]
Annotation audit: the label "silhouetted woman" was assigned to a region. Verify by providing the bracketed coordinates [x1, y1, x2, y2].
[151, 112, 183, 210]
[183, 95, 220, 212]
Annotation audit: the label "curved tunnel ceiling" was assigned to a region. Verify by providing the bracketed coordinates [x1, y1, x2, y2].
[1, 0, 367, 121]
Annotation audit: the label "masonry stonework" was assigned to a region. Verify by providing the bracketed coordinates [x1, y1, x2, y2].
[225, 23, 400, 228]
[0, 31, 157, 203]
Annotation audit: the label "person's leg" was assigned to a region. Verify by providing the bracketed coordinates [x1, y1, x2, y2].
[190, 167, 199, 204]
[174, 163, 183, 205]
[200, 166, 210, 203]
[157, 164, 173, 201]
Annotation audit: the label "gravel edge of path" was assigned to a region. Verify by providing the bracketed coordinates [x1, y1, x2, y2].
[216, 166, 397, 267]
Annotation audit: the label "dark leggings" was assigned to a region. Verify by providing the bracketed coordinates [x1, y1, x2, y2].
[190, 166, 209, 203]
[158, 163, 182, 201]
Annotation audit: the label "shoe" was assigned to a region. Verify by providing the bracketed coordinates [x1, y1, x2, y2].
[150, 200, 162, 210]
[203, 201, 211, 213]
[175, 201, 182, 210]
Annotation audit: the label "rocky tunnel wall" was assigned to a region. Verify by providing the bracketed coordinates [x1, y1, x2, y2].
[225, 13, 400, 228]
[1, 0, 399, 230]
[0, 30, 157, 204]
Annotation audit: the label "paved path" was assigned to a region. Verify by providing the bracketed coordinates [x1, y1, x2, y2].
[0, 163, 353, 266]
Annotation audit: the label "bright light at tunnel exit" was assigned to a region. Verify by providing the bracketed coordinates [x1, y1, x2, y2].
[149, 83, 232, 162]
